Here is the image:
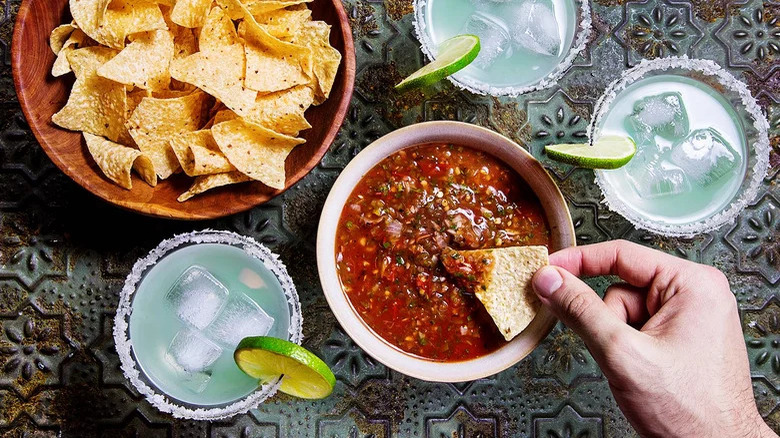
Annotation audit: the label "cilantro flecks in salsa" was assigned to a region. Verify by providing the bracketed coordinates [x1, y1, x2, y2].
[335, 144, 551, 361]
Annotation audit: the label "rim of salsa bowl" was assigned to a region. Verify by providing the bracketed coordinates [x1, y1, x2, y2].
[317, 121, 576, 382]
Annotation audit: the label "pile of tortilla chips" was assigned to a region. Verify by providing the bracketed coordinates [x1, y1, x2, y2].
[50, 0, 341, 201]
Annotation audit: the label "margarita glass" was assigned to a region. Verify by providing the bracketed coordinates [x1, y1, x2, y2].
[114, 230, 302, 420]
[413, 0, 591, 96]
[590, 58, 770, 237]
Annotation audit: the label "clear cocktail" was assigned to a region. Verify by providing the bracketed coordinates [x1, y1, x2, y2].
[414, 0, 590, 95]
[599, 75, 746, 223]
[592, 58, 771, 236]
[115, 231, 302, 420]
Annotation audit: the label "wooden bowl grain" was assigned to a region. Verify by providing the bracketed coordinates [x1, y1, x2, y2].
[11, 0, 355, 220]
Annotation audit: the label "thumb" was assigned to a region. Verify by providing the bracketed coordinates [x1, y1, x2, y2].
[533, 266, 629, 355]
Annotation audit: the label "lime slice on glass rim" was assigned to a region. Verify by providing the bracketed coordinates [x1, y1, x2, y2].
[234, 336, 336, 399]
[395, 34, 481, 93]
[544, 135, 637, 169]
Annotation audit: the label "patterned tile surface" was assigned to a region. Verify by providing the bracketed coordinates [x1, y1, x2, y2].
[0, 0, 778, 436]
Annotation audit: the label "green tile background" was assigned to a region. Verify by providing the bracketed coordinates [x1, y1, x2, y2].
[0, 0, 778, 436]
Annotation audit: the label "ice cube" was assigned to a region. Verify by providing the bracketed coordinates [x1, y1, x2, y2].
[204, 293, 275, 348]
[629, 162, 691, 199]
[509, 0, 563, 57]
[461, 11, 511, 69]
[626, 92, 689, 141]
[164, 329, 223, 393]
[669, 128, 740, 185]
[624, 140, 663, 174]
[165, 266, 229, 330]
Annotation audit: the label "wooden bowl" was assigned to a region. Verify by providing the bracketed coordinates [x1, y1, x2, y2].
[317, 121, 576, 382]
[11, 0, 355, 220]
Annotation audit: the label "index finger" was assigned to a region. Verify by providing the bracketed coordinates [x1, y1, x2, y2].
[549, 240, 689, 288]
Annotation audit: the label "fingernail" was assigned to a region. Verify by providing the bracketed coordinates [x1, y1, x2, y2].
[534, 267, 563, 298]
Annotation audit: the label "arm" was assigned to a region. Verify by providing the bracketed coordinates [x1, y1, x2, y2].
[532, 240, 778, 438]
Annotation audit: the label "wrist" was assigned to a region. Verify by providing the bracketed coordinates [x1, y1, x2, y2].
[754, 421, 778, 438]
[739, 411, 776, 438]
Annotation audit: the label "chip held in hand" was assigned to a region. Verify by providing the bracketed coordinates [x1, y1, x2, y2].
[441, 246, 549, 341]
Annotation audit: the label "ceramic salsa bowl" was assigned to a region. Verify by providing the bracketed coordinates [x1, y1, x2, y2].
[317, 121, 576, 382]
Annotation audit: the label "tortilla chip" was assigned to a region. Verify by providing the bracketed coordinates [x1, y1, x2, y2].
[178, 171, 252, 202]
[239, 21, 311, 92]
[52, 48, 126, 141]
[245, 0, 312, 16]
[67, 46, 118, 79]
[244, 85, 312, 135]
[173, 26, 199, 60]
[97, 29, 174, 91]
[211, 118, 304, 189]
[170, 0, 212, 28]
[99, 0, 168, 49]
[255, 8, 311, 39]
[199, 5, 240, 52]
[52, 29, 91, 77]
[83, 132, 157, 189]
[127, 90, 212, 178]
[441, 246, 548, 341]
[293, 21, 341, 104]
[242, 41, 310, 93]
[169, 130, 236, 176]
[68, 0, 111, 44]
[170, 44, 259, 116]
[213, 109, 240, 124]
[50, 23, 77, 54]
[217, 0, 311, 92]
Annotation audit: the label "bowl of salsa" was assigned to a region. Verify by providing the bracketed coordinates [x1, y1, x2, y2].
[317, 121, 575, 382]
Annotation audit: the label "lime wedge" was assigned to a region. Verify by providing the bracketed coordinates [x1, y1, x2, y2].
[395, 34, 480, 93]
[234, 336, 336, 399]
[544, 135, 637, 169]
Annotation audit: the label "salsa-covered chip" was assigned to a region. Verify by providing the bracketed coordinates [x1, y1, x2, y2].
[83, 133, 157, 189]
[441, 246, 547, 341]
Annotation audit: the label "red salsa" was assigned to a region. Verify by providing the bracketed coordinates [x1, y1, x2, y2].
[335, 144, 550, 361]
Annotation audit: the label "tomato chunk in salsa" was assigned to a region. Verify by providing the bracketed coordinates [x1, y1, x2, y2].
[335, 144, 550, 361]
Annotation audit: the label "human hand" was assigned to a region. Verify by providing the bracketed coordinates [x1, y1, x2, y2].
[531, 240, 776, 438]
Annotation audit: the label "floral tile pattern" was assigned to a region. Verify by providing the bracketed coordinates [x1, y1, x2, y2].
[715, 0, 780, 79]
[615, 0, 704, 66]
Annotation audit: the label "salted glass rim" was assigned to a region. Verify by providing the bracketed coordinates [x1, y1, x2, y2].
[113, 229, 303, 421]
[589, 57, 771, 238]
[412, 0, 592, 96]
